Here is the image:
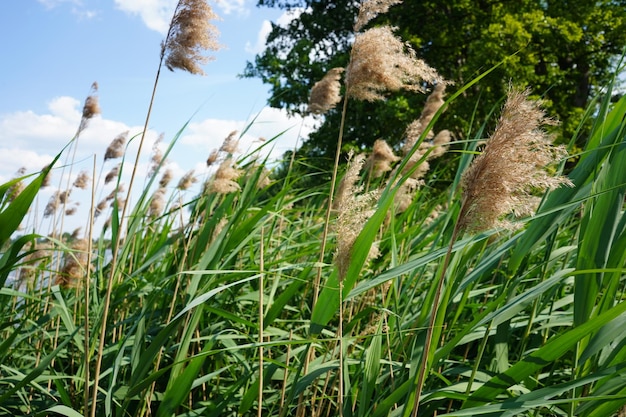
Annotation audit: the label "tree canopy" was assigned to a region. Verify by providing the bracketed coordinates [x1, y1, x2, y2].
[244, 0, 626, 178]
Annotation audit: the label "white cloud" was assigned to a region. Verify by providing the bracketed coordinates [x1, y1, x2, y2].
[245, 20, 272, 54]
[114, 0, 177, 34]
[214, 0, 249, 16]
[114, 0, 247, 34]
[276, 7, 306, 26]
[0, 96, 154, 183]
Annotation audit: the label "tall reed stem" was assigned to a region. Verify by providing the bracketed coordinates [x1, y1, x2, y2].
[410, 199, 465, 417]
[90, 42, 166, 417]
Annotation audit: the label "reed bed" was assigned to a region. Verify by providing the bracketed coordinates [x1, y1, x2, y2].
[2, 0, 626, 416]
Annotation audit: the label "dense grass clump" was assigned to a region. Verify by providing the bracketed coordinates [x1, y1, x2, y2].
[2, 1, 626, 416]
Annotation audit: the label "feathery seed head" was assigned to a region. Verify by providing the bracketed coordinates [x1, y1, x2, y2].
[219, 130, 239, 154]
[210, 157, 242, 194]
[163, 0, 222, 75]
[149, 187, 168, 218]
[77, 82, 100, 133]
[56, 239, 90, 289]
[73, 171, 90, 190]
[177, 170, 198, 190]
[354, 0, 403, 32]
[346, 26, 443, 102]
[333, 152, 380, 279]
[402, 83, 446, 154]
[206, 149, 220, 166]
[308, 67, 344, 115]
[104, 131, 128, 161]
[104, 164, 120, 185]
[458, 88, 573, 233]
[366, 139, 400, 177]
[159, 169, 174, 188]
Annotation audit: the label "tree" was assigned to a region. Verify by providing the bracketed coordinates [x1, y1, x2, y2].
[244, 0, 626, 178]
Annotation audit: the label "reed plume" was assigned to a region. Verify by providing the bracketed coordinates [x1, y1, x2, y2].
[104, 164, 120, 185]
[56, 239, 90, 289]
[209, 157, 242, 194]
[219, 130, 239, 154]
[333, 152, 380, 279]
[308, 67, 344, 115]
[402, 83, 446, 154]
[206, 149, 219, 166]
[73, 171, 90, 190]
[159, 169, 174, 188]
[162, 0, 222, 75]
[366, 139, 400, 178]
[78, 82, 100, 134]
[104, 131, 128, 161]
[177, 170, 197, 190]
[345, 26, 443, 102]
[149, 187, 167, 218]
[354, 0, 403, 31]
[458, 88, 573, 233]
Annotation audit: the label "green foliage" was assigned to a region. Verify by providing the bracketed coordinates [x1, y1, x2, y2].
[3, 11, 626, 415]
[244, 0, 626, 175]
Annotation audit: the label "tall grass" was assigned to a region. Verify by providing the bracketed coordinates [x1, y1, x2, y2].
[2, 1, 626, 416]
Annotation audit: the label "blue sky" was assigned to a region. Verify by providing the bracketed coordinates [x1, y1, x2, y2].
[0, 0, 315, 233]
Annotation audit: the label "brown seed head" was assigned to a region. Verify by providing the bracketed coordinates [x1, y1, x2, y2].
[105, 164, 120, 185]
[149, 187, 168, 218]
[56, 238, 90, 289]
[159, 169, 174, 188]
[346, 26, 443, 102]
[402, 83, 446, 154]
[162, 0, 222, 75]
[354, 0, 403, 32]
[177, 170, 198, 190]
[308, 67, 344, 115]
[219, 130, 239, 154]
[104, 131, 128, 161]
[458, 88, 573, 233]
[73, 170, 90, 190]
[206, 149, 220, 166]
[209, 158, 242, 194]
[333, 152, 380, 279]
[366, 139, 400, 178]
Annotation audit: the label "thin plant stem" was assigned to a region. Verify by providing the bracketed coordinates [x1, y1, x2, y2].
[410, 199, 465, 417]
[90, 35, 167, 417]
[83, 155, 97, 416]
[258, 226, 265, 417]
